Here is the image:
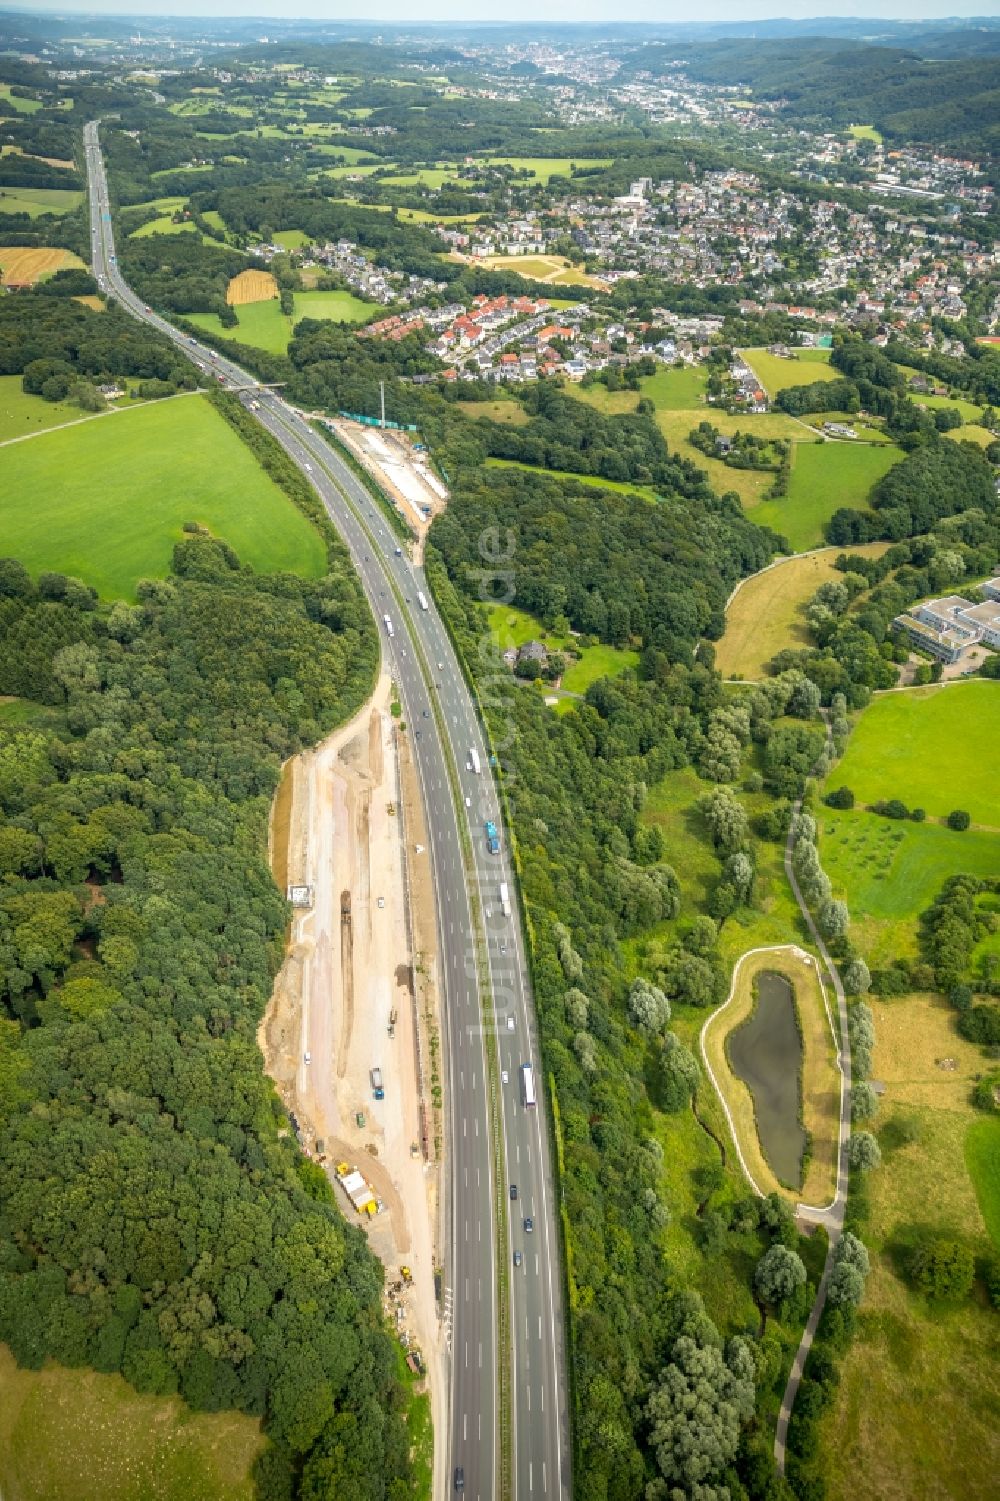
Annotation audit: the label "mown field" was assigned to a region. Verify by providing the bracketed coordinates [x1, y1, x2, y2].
[715, 542, 890, 680]
[0, 1345, 263, 1501]
[741, 346, 835, 397]
[819, 807, 1000, 965]
[0, 247, 85, 284]
[0, 187, 82, 217]
[816, 994, 1000, 1501]
[0, 395, 326, 598]
[832, 682, 1000, 827]
[749, 440, 901, 552]
[189, 288, 372, 353]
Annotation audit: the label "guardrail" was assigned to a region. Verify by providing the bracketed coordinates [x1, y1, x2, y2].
[277, 414, 513, 1501]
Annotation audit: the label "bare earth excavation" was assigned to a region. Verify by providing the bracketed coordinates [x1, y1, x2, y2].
[259, 673, 446, 1467]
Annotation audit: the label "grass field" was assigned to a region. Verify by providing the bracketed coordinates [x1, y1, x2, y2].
[0, 1345, 262, 1501]
[483, 456, 658, 500]
[131, 216, 196, 239]
[0, 187, 82, 217]
[716, 542, 890, 680]
[572, 364, 708, 417]
[819, 807, 1000, 965]
[273, 228, 310, 248]
[0, 84, 42, 114]
[832, 682, 1000, 827]
[816, 993, 1000, 1501]
[0, 375, 92, 442]
[477, 253, 604, 288]
[848, 123, 883, 142]
[226, 268, 278, 305]
[381, 167, 458, 189]
[481, 156, 613, 184]
[0, 246, 84, 285]
[456, 398, 529, 425]
[965, 1117, 1000, 1248]
[485, 604, 637, 703]
[749, 440, 901, 551]
[0, 395, 326, 599]
[652, 409, 801, 509]
[560, 641, 640, 696]
[741, 347, 835, 398]
[702, 946, 840, 1206]
[945, 423, 995, 449]
[632, 763, 806, 971]
[190, 289, 371, 354]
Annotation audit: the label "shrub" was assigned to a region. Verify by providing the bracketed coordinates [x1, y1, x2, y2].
[909, 1238, 974, 1302]
[947, 809, 971, 831]
[825, 786, 855, 810]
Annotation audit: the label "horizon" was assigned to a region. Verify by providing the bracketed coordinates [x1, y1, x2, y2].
[2, 2, 998, 25]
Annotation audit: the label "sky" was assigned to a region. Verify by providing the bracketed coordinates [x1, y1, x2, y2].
[10, 1, 998, 22]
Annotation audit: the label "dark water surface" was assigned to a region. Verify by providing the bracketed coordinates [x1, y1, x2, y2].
[728, 970, 805, 1189]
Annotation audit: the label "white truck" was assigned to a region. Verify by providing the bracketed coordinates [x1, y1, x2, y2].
[469, 746, 481, 775]
[417, 590, 429, 611]
[383, 614, 394, 638]
[500, 882, 511, 918]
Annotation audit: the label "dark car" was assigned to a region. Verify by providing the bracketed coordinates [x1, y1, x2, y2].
[510, 1183, 518, 1200]
[524, 1216, 534, 1233]
[454, 1466, 465, 1491]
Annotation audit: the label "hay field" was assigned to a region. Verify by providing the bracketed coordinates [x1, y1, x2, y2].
[716, 542, 890, 680]
[0, 247, 84, 284]
[226, 268, 278, 306]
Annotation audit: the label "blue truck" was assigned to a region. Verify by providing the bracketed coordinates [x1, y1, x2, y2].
[485, 820, 500, 855]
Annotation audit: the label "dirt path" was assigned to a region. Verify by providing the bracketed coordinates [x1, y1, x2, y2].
[259, 673, 446, 1485]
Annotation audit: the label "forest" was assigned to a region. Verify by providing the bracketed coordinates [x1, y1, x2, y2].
[668, 37, 1000, 153]
[0, 540, 416, 1499]
[426, 462, 843, 1498]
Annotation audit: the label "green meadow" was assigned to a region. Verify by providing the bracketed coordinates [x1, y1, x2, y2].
[0, 187, 82, 217]
[741, 346, 835, 397]
[0, 395, 326, 599]
[189, 289, 372, 354]
[819, 807, 1000, 963]
[832, 683, 1000, 827]
[750, 440, 901, 551]
[0, 1345, 262, 1501]
[0, 375, 92, 442]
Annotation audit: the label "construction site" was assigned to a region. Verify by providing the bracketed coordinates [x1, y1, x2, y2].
[259, 670, 445, 1458]
[326, 416, 449, 541]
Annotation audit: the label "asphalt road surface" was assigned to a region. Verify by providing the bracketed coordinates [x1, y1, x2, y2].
[84, 121, 570, 1501]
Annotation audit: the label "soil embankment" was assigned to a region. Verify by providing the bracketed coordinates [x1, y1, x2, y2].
[259, 673, 445, 1480]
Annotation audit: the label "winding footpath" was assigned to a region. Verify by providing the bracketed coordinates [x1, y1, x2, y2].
[698, 712, 852, 1475]
[773, 738, 852, 1474]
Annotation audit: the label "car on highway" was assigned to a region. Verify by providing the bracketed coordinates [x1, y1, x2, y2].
[377, 896, 385, 909]
[510, 1183, 518, 1200]
[513, 1250, 522, 1268]
[303, 1051, 311, 1064]
[501, 1070, 509, 1084]
[422, 709, 430, 718]
[454, 1467, 465, 1492]
[506, 1016, 515, 1031]
[524, 1216, 534, 1233]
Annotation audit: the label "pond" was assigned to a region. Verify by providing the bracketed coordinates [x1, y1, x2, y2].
[727, 970, 806, 1190]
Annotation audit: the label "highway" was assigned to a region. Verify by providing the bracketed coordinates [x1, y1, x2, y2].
[84, 121, 570, 1501]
